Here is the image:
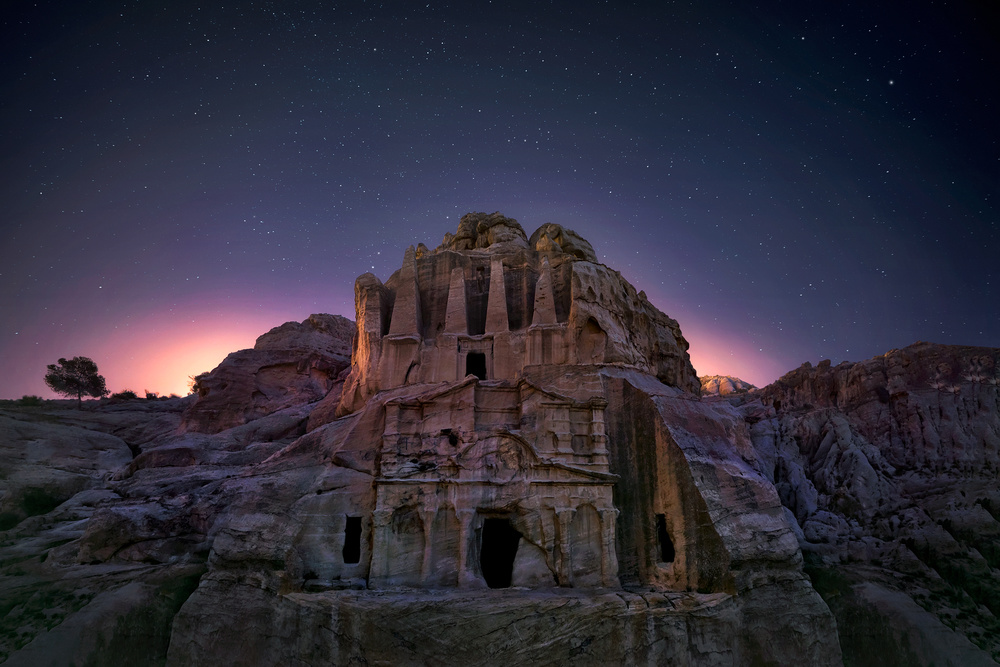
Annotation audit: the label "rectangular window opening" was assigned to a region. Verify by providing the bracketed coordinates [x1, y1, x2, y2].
[343, 516, 362, 564]
[466, 352, 487, 380]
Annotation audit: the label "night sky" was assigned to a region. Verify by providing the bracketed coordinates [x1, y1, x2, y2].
[2, 1, 997, 398]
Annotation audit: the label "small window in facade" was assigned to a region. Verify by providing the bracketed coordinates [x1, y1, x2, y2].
[466, 352, 487, 380]
[655, 513, 675, 563]
[343, 516, 362, 564]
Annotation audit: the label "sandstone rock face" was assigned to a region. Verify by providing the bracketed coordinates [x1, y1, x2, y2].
[182, 313, 354, 433]
[0, 398, 204, 666]
[745, 342, 1000, 664]
[1, 217, 842, 666]
[700, 374, 756, 396]
[436, 210, 531, 253]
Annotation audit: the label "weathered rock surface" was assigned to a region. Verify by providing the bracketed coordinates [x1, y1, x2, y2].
[436, 210, 531, 253]
[700, 374, 756, 396]
[742, 342, 1000, 664]
[0, 398, 204, 665]
[182, 313, 354, 433]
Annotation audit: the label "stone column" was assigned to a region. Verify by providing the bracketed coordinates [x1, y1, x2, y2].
[420, 505, 438, 585]
[590, 399, 609, 468]
[456, 509, 481, 588]
[555, 508, 574, 586]
[599, 507, 620, 588]
[548, 405, 573, 454]
[368, 508, 394, 587]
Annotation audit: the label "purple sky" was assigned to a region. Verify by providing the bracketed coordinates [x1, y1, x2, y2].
[2, 1, 997, 398]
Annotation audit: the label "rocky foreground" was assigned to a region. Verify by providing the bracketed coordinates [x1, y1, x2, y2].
[2, 342, 998, 666]
[1, 216, 997, 666]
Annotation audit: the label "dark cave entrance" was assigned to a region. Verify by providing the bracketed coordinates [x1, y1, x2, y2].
[343, 516, 361, 564]
[480, 518, 521, 588]
[655, 514, 675, 563]
[466, 352, 487, 380]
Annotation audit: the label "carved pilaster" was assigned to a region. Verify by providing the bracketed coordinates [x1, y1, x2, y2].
[555, 508, 574, 586]
[456, 509, 481, 588]
[368, 508, 394, 586]
[420, 506, 438, 584]
[599, 507, 620, 588]
[590, 398, 609, 469]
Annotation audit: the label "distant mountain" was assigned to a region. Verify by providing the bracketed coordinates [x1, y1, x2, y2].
[699, 374, 756, 396]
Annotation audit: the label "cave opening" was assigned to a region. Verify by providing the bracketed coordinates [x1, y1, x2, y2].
[655, 514, 675, 563]
[480, 517, 521, 588]
[343, 516, 361, 564]
[466, 352, 487, 380]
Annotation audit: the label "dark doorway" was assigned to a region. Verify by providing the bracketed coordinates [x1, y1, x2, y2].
[655, 514, 675, 563]
[466, 352, 487, 380]
[480, 518, 521, 588]
[343, 516, 362, 564]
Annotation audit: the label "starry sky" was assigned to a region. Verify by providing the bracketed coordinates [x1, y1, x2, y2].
[2, 0, 997, 398]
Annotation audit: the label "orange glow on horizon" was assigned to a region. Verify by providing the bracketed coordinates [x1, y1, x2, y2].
[72, 305, 334, 398]
[681, 322, 785, 389]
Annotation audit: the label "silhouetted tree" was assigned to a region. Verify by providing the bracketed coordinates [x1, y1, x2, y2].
[43, 357, 109, 407]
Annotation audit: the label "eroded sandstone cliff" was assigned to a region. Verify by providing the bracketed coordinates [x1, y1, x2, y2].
[743, 342, 1000, 665]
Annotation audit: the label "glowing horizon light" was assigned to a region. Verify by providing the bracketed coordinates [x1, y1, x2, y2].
[61, 300, 344, 399]
[680, 322, 786, 389]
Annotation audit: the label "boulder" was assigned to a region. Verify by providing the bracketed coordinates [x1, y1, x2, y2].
[182, 314, 354, 433]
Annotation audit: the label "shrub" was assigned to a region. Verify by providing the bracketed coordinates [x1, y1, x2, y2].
[18, 395, 44, 406]
[110, 390, 139, 400]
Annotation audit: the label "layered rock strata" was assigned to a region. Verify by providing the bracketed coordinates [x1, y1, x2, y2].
[744, 342, 1000, 664]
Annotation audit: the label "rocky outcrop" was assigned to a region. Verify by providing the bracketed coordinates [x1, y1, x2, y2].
[182, 313, 354, 433]
[435, 210, 531, 253]
[700, 374, 756, 396]
[0, 399, 203, 666]
[529, 222, 598, 262]
[745, 342, 1000, 664]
